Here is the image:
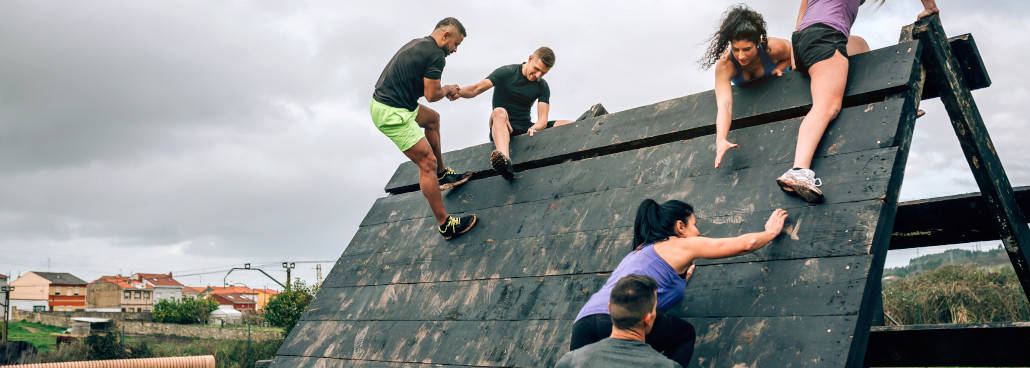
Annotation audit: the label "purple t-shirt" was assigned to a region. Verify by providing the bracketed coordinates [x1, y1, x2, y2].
[797, 0, 865, 37]
[575, 244, 687, 321]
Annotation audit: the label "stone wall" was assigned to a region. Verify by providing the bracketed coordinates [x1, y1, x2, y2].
[12, 310, 281, 341]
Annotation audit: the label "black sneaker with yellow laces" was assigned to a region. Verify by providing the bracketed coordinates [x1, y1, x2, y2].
[439, 214, 477, 240]
[438, 167, 472, 191]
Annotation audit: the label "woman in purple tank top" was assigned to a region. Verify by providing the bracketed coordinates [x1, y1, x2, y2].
[777, 0, 939, 203]
[568, 199, 788, 367]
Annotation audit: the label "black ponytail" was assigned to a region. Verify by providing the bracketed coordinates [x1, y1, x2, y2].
[632, 199, 695, 250]
[698, 4, 769, 70]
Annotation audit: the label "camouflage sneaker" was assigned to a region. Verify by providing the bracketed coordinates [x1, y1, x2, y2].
[437, 167, 471, 191]
[775, 168, 824, 203]
[490, 150, 515, 180]
[439, 214, 477, 240]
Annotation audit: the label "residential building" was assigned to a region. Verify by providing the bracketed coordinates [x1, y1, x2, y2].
[87, 276, 153, 312]
[208, 286, 259, 305]
[210, 293, 256, 311]
[1, 274, 8, 320]
[181, 286, 207, 299]
[10, 272, 88, 312]
[132, 272, 184, 303]
[252, 288, 280, 312]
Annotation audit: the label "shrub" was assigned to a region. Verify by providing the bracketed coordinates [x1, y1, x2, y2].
[264, 280, 319, 337]
[883, 264, 1030, 324]
[153, 296, 219, 324]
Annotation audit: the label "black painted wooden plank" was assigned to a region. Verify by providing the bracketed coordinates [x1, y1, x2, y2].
[304, 255, 872, 323]
[383, 42, 922, 194]
[685, 316, 858, 368]
[363, 97, 911, 228]
[898, 32, 991, 100]
[278, 319, 570, 367]
[865, 322, 1030, 367]
[891, 185, 1030, 249]
[271, 356, 480, 368]
[304, 274, 606, 322]
[914, 15, 1030, 301]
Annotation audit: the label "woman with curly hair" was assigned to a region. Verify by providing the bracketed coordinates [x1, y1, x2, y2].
[699, 4, 795, 170]
[779, 0, 938, 203]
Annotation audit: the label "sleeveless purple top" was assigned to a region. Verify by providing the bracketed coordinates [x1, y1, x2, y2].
[797, 0, 865, 37]
[575, 244, 687, 321]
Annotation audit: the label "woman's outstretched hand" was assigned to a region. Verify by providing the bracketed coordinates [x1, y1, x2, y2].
[765, 209, 788, 235]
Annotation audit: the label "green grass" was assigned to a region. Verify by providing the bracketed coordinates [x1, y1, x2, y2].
[7, 320, 66, 352]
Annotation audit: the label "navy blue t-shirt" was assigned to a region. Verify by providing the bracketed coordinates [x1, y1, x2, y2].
[487, 63, 550, 131]
[373, 36, 446, 111]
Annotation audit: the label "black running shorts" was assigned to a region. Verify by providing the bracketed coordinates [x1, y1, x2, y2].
[792, 23, 849, 75]
[489, 120, 556, 141]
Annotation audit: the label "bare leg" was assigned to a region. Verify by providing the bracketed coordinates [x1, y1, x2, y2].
[846, 35, 870, 56]
[794, 50, 848, 169]
[490, 108, 514, 157]
[416, 104, 445, 174]
[402, 138, 448, 225]
[551, 120, 575, 127]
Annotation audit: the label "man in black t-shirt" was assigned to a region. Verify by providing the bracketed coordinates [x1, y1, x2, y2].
[369, 17, 477, 240]
[457, 47, 572, 180]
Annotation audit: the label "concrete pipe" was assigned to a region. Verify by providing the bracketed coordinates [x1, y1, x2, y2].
[0, 355, 215, 368]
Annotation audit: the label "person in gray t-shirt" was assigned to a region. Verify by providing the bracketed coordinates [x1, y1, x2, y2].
[555, 275, 681, 368]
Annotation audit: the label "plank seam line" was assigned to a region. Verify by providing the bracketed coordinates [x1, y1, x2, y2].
[385, 87, 909, 195]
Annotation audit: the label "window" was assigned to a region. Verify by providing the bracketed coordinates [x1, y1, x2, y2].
[136, 307, 141, 312]
[121, 308, 126, 312]
[124, 291, 131, 299]
[74, 287, 80, 296]
[55, 288, 60, 296]
[144, 291, 151, 299]
[134, 291, 141, 299]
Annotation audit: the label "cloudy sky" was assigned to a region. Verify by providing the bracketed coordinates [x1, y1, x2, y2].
[1, 1, 1026, 289]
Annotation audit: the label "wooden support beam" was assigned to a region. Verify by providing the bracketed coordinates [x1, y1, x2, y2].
[891, 186, 1030, 249]
[911, 14, 1030, 302]
[919, 34, 991, 100]
[865, 322, 1030, 367]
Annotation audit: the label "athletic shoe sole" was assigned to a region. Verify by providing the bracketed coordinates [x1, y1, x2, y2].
[443, 215, 477, 240]
[439, 172, 472, 191]
[490, 150, 514, 180]
[775, 177, 824, 203]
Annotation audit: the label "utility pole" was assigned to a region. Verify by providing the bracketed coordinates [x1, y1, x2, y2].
[282, 262, 295, 291]
[2, 285, 14, 343]
[315, 264, 322, 285]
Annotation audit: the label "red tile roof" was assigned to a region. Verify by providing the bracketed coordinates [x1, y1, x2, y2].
[208, 286, 256, 295]
[211, 293, 256, 305]
[92, 276, 152, 290]
[134, 273, 184, 287]
[182, 286, 208, 294]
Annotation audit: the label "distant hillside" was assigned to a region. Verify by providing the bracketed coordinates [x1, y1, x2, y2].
[884, 245, 1011, 279]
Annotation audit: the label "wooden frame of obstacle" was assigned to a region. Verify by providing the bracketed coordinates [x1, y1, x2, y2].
[269, 16, 1028, 368]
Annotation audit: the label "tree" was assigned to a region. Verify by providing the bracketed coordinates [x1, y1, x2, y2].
[264, 280, 319, 337]
[152, 296, 219, 324]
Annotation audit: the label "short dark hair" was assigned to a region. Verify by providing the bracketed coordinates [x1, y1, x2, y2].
[534, 47, 555, 68]
[435, 17, 467, 37]
[609, 274, 658, 330]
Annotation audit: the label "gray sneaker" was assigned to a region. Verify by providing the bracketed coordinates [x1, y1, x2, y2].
[776, 168, 824, 203]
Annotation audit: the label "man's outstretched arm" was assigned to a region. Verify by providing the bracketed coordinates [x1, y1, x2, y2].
[457, 79, 493, 99]
[424, 78, 458, 102]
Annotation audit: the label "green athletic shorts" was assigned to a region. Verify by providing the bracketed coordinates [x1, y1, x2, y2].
[370, 99, 424, 151]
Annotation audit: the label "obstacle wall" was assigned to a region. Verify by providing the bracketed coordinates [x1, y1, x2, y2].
[270, 39, 929, 367]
